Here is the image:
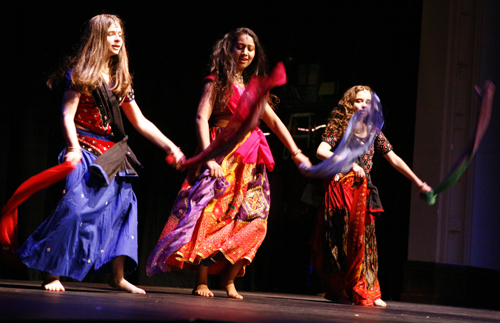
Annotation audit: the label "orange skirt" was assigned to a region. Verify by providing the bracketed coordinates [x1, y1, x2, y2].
[150, 134, 270, 277]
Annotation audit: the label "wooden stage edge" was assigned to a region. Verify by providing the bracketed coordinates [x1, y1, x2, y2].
[1, 279, 499, 322]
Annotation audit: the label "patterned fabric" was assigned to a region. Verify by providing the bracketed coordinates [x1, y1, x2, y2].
[75, 94, 113, 135]
[311, 174, 381, 306]
[147, 128, 270, 277]
[321, 131, 393, 174]
[77, 132, 115, 156]
[148, 66, 287, 276]
[64, 71, 135, 136]
[312, 131, 393, 306]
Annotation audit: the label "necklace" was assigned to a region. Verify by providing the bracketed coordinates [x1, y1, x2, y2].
[102, 65, 110, 75]
[234, 74, 244, 83]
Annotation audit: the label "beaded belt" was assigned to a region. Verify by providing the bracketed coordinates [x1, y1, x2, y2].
[77, 133, 115, 156]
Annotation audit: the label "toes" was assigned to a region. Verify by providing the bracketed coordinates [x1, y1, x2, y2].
[192, 285, 214, 297]
[230, 293, 243, 299]
[42, 281, 65, 292]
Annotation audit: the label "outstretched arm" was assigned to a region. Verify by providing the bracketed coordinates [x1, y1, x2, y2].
[261, 104, 312, 168]
[383, 150, 431, 193]
[121, 100, 185, 165]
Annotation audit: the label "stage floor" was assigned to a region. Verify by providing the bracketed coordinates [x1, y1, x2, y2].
[1, 279, 499, 322]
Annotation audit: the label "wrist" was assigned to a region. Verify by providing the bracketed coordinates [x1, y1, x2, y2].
[66, 146, 81, 152]
[291, 149, 302, 159]
[168, 146, 182, 155]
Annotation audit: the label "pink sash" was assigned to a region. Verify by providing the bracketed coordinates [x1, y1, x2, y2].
[234, 128, 275, 171]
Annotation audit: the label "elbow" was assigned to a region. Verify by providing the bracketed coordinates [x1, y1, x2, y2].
[316, 146, 329, 161]
[316, 151, 328, 161]
[60, 113, 73, 125]
[195, 114, 208, 127]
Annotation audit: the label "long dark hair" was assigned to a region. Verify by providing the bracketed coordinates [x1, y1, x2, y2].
[47, 14, 132, 97]
[209, 27, 270, 111]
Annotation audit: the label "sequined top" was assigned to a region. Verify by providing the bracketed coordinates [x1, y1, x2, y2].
[74, 94, 113, 135]
[322, 131, 393, 174]
[64, 71, 134, 135]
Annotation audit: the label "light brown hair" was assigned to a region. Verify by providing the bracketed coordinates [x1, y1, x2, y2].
[323, 85, 373, 140]
[48, 14, 132, 97]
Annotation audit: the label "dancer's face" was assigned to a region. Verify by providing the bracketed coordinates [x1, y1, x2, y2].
[232, 33, 255, 73]
[106, 23, 123, 60]
[353, 90, 371, 113]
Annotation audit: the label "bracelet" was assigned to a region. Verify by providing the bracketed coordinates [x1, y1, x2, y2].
[419, 181, 426, 188]
[291, 149, 302, 159]
[66, 146, 80, 151]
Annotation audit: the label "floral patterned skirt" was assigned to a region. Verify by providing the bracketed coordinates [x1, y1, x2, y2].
[147, 133, 270, 277]
[312, 173, 381, 306]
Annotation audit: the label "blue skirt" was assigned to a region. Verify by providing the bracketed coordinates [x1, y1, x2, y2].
[17, 134, 138, 281]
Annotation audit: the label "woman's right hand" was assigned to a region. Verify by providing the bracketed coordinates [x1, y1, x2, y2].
[64, 149, 82, 166]
[419, 182, 432, 194]
[206, 160, 223, 178]
[352, 163, 365, 183]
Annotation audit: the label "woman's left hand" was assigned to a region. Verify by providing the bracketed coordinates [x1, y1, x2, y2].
[292, 152, 312, 168]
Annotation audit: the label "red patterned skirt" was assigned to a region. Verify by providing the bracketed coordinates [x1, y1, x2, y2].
[312, 173, 381, 306]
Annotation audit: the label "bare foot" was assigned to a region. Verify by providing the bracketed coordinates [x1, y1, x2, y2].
[42, 274, 65, 292]
[108, 277, 146, 294]
[192, 284, 214, 297]
[374, 299, 387, 307]
[221, 279, 243, 299]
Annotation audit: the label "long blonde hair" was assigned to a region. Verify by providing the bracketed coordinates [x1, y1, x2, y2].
[323, 85, 373, 140]
[48, 14, 132, 97]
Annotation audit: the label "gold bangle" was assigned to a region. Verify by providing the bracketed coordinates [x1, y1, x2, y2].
[291, 149, 302, 158]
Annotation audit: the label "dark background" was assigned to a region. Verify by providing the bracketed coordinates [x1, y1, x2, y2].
[1, 1, 422, 301]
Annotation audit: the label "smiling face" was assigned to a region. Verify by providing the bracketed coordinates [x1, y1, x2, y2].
[353, 89, 372, 114]
[106, 23, 123, 60]
[232, 33, 255, 74]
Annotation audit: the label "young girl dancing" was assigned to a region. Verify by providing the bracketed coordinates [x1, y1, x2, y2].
[314, 85, 431, 306]
[16, 14, 185, 294]
[147, 27, 311, 299]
